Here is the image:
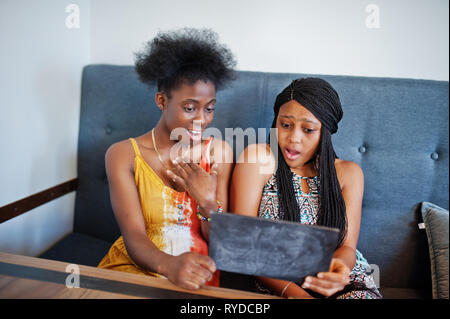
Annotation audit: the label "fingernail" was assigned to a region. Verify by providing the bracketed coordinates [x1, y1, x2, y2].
[302, 283, 310, 288]
[317, 273, 324, 279]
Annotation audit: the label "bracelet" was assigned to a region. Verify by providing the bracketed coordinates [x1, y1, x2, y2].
[197, 212, 211, 222]
[217, 200, 224, 213]
[196, 200, 223, 222]
[281, 281, 293, 297]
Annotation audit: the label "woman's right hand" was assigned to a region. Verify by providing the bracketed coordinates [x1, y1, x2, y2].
[162, 252, 216, 290]
[166, 159, 218, 214]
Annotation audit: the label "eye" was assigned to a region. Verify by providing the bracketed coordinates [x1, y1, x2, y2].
[280, 122, 291, 129]
[304, 128, 315, 133]
[183, 105, 195, 112]
[204, 101, 216, 113]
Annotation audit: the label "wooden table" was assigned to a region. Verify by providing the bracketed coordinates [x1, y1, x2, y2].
[0, 252, 280, 299]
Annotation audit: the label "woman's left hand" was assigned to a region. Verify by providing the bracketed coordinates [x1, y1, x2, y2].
[301, 258, 351, 297]
[166, 157, 218, 214]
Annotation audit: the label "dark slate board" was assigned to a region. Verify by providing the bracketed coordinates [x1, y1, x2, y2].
[209, 212, 339, 283]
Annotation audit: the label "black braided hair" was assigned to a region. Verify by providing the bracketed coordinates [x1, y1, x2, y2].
[134, 28, 236, 95]
[269, 78, 347, 248]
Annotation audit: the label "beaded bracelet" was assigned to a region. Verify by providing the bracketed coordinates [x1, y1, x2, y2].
[196, 200, 223, 222]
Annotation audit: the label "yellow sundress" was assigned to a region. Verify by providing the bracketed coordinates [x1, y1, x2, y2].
[98, 137, 219, 286]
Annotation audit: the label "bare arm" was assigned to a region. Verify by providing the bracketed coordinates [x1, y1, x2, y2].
[230, 144, 313, 298]
[301, 160, 364, 296]
[230, 143, 274, 216]
[106, 142, 168, 275]
[333, 160, 364, 269]
[106, 141, 215, 290]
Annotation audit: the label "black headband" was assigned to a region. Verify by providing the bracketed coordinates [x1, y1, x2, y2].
[274, 78, 343, 134]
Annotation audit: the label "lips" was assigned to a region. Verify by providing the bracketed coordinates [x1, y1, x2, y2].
[187, 129, 203, 141]
[284, 147, 301, 161]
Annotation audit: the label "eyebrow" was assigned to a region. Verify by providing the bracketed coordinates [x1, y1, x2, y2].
[279, 114, 320, 125]
[182, 98, 216, 106]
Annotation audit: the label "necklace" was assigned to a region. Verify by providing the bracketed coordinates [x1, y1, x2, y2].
[152, 129, 190, 224]
[151, 128, 171, 170]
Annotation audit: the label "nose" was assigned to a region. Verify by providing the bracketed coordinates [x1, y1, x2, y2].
[288, 129, 303, 144]
[192, 117, 204, 131]
[193, 110, 207, 128]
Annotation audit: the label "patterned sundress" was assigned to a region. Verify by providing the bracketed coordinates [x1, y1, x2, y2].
[98, 137, 219, 286]
[257, 173, 382, 299]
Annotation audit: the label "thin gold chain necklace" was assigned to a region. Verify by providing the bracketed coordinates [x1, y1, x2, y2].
[152, 128, 190, 224]
[151, 128, 171, 170]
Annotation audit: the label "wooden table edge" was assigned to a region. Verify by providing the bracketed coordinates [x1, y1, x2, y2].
[0, 252, 281, 299]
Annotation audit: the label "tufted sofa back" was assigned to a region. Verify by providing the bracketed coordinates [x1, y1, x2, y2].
[74, 65, 448, 290]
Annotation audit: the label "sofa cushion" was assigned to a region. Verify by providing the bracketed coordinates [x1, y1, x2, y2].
[76, 65, 449, 291]
[38, 232, 112, 267]
[421, 202, 449, 299]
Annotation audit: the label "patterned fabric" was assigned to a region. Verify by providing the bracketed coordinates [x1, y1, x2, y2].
[257, 173, 382, 299]
[98, 137, 219, 287]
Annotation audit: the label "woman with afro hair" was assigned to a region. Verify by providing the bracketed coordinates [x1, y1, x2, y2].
[98, 28, 236, 290]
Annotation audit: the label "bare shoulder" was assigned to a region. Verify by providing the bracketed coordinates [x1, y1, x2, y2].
[105, 139, 135, 174]
[335, 159, 364, 189]
[211, 137, 233, 163]
[237, 143, 276, 178]
[211, 137, 231, 149]
[230, 144, 276, 216]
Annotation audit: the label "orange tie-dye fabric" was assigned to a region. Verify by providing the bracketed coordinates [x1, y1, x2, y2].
[98, 137, 219, 287]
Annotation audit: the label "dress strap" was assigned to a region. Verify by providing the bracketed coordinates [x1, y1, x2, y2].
[129, 138, 142, 157]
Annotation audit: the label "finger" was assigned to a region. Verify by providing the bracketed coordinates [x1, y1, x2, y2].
[210, 163, 218, 176]
[181, 279, 201, 290]
[317, 272, 350, 284]
[165, 169, 178, 182]
[166, 170, 187, 190]
[177, 265, 206, 290]
[186, 162, 203, 173]
[190, 264, 213, 283]
[172, 159, 189, 178]
[194, 254, 217, 273]
[181, 146, 192, 162]
[301, 281, 341, 297]
[303, 274, 348, 294]
[177, 159, 193, 174]
[303, 276, 339, 290]
[171, 269, 201, 290]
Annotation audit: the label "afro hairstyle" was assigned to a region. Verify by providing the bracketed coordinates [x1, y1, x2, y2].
[134, 28, 236, 95]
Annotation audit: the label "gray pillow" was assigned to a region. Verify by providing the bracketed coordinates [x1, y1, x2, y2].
[421, 202, 449, 299]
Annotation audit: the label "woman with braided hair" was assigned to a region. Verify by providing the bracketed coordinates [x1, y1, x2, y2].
[230, 78, 382, 299]
[98, 28, 236, 290]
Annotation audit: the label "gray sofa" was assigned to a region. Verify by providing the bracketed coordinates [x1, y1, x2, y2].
[39, 65, 449, 299]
